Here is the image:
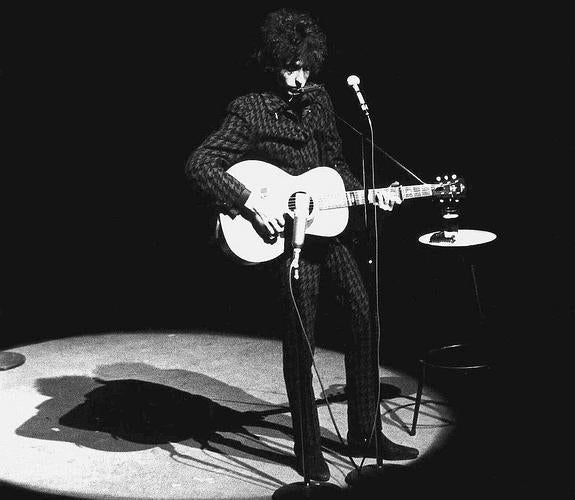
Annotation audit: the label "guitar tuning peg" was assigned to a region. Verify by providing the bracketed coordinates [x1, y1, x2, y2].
[452, 174, 457, 179]
[436, 176, 441, 182]
[439, 199, 445, 203]
[444, 175, 449, 180]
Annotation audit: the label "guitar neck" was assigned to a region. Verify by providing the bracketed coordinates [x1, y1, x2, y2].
[320, 184, 435, 210]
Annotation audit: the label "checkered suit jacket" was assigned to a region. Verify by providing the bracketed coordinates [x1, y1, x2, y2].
[185, 85, 363, 216]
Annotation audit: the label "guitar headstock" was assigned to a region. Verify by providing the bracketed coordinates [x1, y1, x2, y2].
[431, 174, 466, 202]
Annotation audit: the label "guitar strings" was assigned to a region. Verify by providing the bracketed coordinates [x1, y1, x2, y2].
[288, 185, 437, 213]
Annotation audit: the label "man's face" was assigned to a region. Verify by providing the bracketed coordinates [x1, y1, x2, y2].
[278, 62, 310, 97]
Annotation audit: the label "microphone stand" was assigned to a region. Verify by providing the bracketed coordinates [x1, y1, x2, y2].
[345, 104, 389, 488]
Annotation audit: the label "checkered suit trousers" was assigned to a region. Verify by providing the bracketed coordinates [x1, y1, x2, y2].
[278, 237, 380, 452]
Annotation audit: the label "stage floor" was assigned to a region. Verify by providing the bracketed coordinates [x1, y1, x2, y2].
[0, 331, 459, 499]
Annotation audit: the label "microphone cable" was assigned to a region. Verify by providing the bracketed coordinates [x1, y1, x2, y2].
[335, 112, 427, 184]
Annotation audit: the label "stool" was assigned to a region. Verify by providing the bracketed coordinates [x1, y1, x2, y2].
[409, 343, 490, 435]
[409, 229, 496, 436]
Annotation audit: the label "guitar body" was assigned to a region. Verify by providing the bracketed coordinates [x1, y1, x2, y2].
[216, 160, 464, 265]
[218, 160, 349, 265]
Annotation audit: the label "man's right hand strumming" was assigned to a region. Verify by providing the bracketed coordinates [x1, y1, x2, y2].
[242, 191, 286, 243]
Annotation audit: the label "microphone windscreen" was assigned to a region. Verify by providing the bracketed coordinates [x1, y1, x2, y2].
[347, 75, 360, 86]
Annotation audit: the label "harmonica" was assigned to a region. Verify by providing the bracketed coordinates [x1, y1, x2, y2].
[292, 83, 324, 95]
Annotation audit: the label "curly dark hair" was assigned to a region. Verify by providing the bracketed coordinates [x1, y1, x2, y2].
[255, 8, 327, 77]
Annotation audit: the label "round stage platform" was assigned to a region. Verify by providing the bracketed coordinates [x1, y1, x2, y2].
[0, 331, 454, 499]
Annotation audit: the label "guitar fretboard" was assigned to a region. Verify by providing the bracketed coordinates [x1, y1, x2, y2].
[319, 185, 434, 210]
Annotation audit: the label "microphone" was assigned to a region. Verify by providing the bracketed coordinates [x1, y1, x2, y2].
[346, 75, 369, 115]
[291, 192, 310, 279]
[292, 192, 309, 249]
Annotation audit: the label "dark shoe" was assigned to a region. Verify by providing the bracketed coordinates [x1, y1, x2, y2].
[295, 449, 330, 482]
[347, 432, 419, 460]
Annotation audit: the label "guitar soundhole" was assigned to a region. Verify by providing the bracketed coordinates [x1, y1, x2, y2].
[288, 192, 314, 215]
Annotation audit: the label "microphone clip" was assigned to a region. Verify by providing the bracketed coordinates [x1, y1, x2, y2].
[291, 248, 301, 280]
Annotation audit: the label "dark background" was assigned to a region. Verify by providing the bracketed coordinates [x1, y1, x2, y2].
[0, 2, 573, 496]
[1, 2, 572, 382]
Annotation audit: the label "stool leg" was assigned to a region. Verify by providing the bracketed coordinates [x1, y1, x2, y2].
[470, 262, 485, 325]
[410, 364, 426, 436]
